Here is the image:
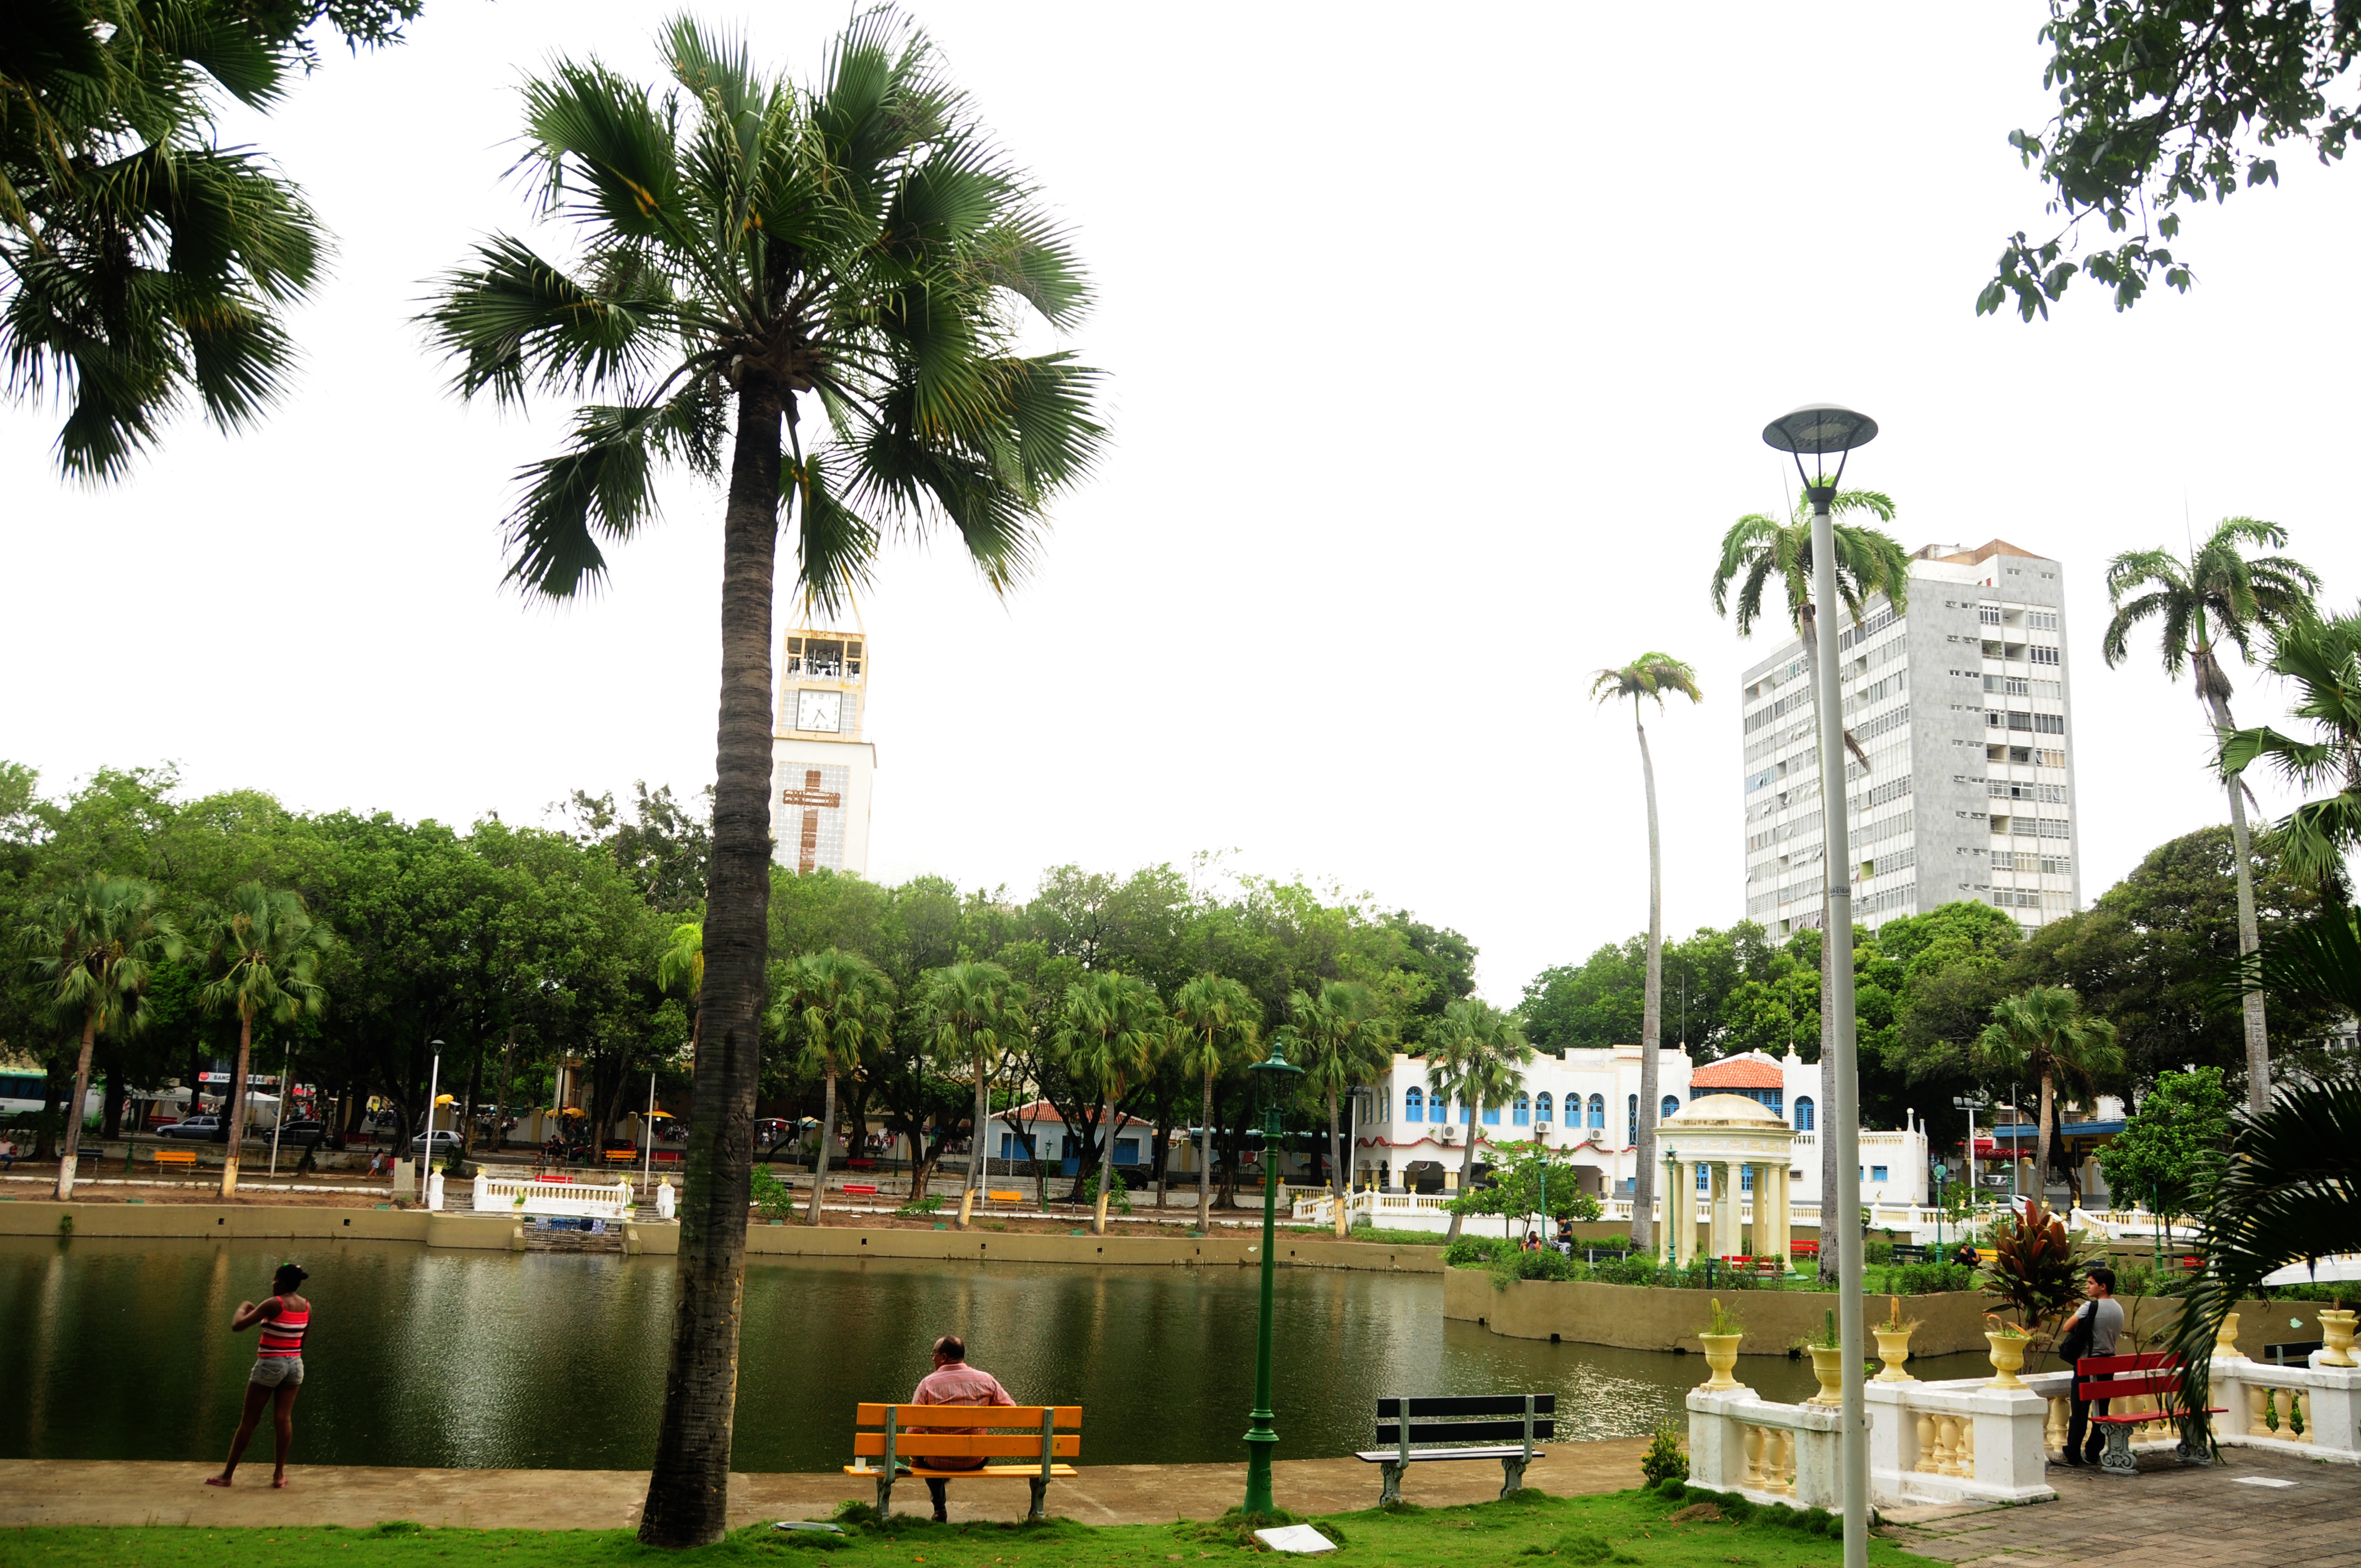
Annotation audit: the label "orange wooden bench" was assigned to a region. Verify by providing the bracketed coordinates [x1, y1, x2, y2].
[150, 1149, 198, 1169]
[845, 1402, 1081, 1519]
[2078, 1352, 2223, 1474]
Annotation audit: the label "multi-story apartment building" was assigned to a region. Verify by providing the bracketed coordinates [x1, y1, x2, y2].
[1739, 538, 2082, 936]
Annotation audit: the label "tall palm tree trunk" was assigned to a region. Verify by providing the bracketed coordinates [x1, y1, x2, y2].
[1633, 706, 1663, 1253]
[640, 377, 782, 1549]
[1326, 1088, 1347, 1238]
[1092, 1094, 1118, 1234]
[221, 1013, 253, 1198]
[54, 1014, 97, 1201]
[1444, 1108, 1479, 1244]
[1198, 1067, 1215, 1233]
[961, 1052, 987, 1229]
[2201, 669, 2271, 1114]
[2033, 1068, 2057, 1212]
[808, 1067, 838, 1226]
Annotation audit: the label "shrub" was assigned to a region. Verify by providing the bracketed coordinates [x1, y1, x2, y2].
[1446, 1234, 1509, 1267]
[1885, 1261, 1977, 1295]
[1639, 1419, 1688, 1487]
[749, 1163, 798, 1223]
[1083, 1166, 1133, 1215]
[896, 1193, 944, 1217]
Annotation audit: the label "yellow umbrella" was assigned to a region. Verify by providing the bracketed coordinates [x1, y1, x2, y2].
[645, 1110, 673, 1119]
[559, 1107, 586, 1118]
[434, 1093, 458, 1105]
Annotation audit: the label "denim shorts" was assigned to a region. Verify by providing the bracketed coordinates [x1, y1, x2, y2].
[249, 1357, 304, 1388]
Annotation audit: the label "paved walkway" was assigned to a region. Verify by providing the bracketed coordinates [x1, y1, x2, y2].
[0, 1440, 1652, 1531]
[1880, 1445, 2361, 1567]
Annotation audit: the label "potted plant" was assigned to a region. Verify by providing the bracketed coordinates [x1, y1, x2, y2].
[1807, 1309, 1847, 1404]
[1983, 1313, 2032, 1389]
[1696, 1297, 1744, 1391]
[1874, 1295, 1920, 1383]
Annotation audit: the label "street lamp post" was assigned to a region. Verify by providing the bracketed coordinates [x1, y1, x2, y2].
[1663, 1146, 1680, 1267]
[1762, 402, 1879, 1568]
[1241, 1042, 1303, 1517]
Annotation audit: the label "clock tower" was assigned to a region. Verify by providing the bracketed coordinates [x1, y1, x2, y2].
[771, 613, 876, 876]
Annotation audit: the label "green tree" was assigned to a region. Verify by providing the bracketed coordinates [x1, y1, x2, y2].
[1054, 970, 1162, 1234]
[1451, 1139, 1605, 1240]
[2101, 518, 2319, 1112]
[769, 948, 895, 1227]
[917, 960, 1026, 1227]
[19, 874, 178, 1197]
[1287, 979, 1393, 1222]
[2219, 607, 2361, 897]
[1983, 1, 2361, 320]
[1169, 972, 1259, 1233]
[193, 882, 329, 1197]
[1424, 998, 1532, 1244]
[421, 14, 1105, 1540]
[1591, 651, 1702, 1253]
[2097, 1066, 2232, 1222]
[1976, 986, 2124, 1210]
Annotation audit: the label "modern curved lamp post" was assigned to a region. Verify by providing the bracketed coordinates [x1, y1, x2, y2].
[1761, 402, 1877, 1568]
[1241, 1041, 1303, 1515]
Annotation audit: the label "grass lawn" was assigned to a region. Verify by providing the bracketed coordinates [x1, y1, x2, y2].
[1, 1484, 1916, 1567]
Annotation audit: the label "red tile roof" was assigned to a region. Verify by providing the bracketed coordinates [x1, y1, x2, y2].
[1691, 1058, 1785, 1090]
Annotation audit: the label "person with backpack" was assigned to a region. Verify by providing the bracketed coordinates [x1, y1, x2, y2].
[2057, 1265, 2122, 1467]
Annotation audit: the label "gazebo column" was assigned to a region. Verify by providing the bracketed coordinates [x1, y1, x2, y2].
[1771, 1161, 1791, 1265]
[1710, 1162, 1732, 1262]
[1674, 1161, 1696, 1266]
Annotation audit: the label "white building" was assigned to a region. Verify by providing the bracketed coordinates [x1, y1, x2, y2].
[773, 613, 877, 876]
[1361, 1048, 1928, 1209]
[1740, 538, 2082, 935]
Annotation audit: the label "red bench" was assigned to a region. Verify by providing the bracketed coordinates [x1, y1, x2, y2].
[1789, 1239, 1820, 1259]
[2078, 1353, 2222, 1474]
[843, 1184, 879, 1197]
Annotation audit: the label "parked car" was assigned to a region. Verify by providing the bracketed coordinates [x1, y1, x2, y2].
[272, 1119, 326, 1147]
[156, 1115, 222, 1141]
[409, 1129, 463, 1155]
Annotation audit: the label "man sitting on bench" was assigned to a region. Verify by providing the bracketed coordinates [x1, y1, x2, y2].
[911, 1335, 1015, 1523]
[2061, 1266, 2123, 1467]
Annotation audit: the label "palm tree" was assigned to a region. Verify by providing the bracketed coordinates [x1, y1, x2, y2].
[1976, 986, 2123, 1210]
[1590, 652, 1703, 1253]
[1054, 971, 1162, 1234]
[193, 883, 330, 1199]
[1711, 490, 1907, 1277]
[3, 1, 329, 480]
[1171, 973, 1259, 1234]
[2103, 518, 2319, 1114]
[2218, 608, 2361, 899]
[1288, 981, 1394, 1233]
[421, 16, 1104, 1543]
[1424, 999, 1533, 1244]
[918, 961, 1026, 1228]
[769, 948, 895, 1227]
[19, 875, 178, 1199]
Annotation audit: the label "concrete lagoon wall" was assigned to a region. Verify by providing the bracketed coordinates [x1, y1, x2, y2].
[0, 1201, 1444, 1273]
[1440, 1267, 2335, 1360]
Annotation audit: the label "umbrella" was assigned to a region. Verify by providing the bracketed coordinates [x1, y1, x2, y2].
[2260, 1254, 2361, 1287]
[559, 1107, 586, 1118]
[434, 1093, 458, 1105]
[645, 1109, 673, 1119]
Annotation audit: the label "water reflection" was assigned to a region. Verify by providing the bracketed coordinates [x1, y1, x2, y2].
[0, 1237, 1990, 1472]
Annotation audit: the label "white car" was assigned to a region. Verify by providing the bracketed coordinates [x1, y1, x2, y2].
[409, 1129, 463, 1155]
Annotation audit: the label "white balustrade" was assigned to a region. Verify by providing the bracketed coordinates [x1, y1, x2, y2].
[1687, 1385, 1843, 1510]
[1865, 1377, 2054, 1506]
[474, 1171, 635, 1220]
[2211, 1353, 2361, 1462]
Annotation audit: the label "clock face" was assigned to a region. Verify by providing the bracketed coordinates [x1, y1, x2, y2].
[796, 689, 844, 732]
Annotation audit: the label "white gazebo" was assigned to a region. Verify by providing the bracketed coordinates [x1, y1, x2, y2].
[1658, 1093, 1797, 1267]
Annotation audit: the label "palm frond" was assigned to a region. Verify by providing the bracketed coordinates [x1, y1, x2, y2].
[518, 61, 684, 243]
[499, 389, 721, 597]
[786, 442, 879, 614]
[421, 236, 681, 407]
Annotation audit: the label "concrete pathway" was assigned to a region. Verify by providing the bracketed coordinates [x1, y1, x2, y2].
[1880, 1444, 2361, 1567]
[0, 1440, 1654, 1531]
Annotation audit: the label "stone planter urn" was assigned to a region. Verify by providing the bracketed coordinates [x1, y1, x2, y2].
[2213, 1311, 2245, 1361]
[2321, 1310, 2358, 1368]
[1698, 1333, 1744, 1391]
[1809, 1343, 1848, 1404]
[1873, 1324, 1918, 1382]
[1985, 1331, 2030, 1390]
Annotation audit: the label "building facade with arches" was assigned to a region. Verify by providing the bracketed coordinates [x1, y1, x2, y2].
[1362, 1045, 1928, 1206]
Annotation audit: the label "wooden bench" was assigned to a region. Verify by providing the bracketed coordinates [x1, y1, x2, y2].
[654, 1150, 683, 1166]
[985, 1189, 1025, 1206]
[1355, 1395, 1553, 1504]
[1889, 1243, 1929, 1264]
[842, 1183, 880, 1197]
[151, 1150, 197, 1168]
[2078, 1353, 2222, 1474]
[1790, 1239, 1820, 1259]
[1720, 1255, 1783, 1277]
[602, 1149, 637, 1165]
[845, 1402, 1081, 1519]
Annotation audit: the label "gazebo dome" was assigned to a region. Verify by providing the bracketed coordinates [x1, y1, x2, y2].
[1664, 1093, 1788, 1130]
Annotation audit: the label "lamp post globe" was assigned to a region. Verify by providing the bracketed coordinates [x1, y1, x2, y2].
[1241, 1042, 1303, 1516]
[1761, 400, 1878, 1568]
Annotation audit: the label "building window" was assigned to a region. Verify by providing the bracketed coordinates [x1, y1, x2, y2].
[1661, 1095, 1679, 1122]
[1513, 1092, 1531, 1128]
[1536, 1092, 1553, 1124]
[1696, 1165, 1710, 1191]
[1117, 1139, 1141, 1165]
[1482, 1103, 1501, 1126]
[1794, 1096, 1815, 1132]
[1871, 1164, 1889, 1182]
[1459, 1098, 1472, 1124]
[1404, 1086, 1423, 1123]
[1741, 1166, 1754, 1191]
[1587, 1093, 1605, 1130]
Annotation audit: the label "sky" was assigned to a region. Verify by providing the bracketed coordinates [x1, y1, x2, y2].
[7, 2, 2360, 1005]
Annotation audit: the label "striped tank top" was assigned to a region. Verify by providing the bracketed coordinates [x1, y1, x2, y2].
[257, 1294, 311, 1359]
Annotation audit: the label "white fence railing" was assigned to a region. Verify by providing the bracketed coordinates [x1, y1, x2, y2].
[1687, 1387, 1846, 1510]
[474, 1172, 638, 1220]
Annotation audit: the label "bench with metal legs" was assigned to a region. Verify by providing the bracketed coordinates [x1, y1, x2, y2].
[1354, 1395, 1554, 1504]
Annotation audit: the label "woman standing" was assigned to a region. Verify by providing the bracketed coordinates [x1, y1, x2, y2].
[205, 1261, 311, 1489]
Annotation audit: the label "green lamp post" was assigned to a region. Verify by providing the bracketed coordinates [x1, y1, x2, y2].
[1242, 1041, 1303, 1516]
[1662, 1147, 1680, 1268]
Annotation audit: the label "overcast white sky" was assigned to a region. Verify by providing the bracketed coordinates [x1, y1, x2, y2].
[7, 3, 2359, 1003]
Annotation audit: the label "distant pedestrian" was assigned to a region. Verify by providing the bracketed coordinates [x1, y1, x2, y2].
[0, 1136, 16, 1170]
[1951, 1240, 1981, 1271]
[910, 1335, 1015, 1523]
[206, 1262, 313, 1489]
[2060, 1266, 2123, 1467]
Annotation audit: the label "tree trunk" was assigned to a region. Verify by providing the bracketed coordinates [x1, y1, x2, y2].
[1444, 1104, 1480, 1244]
[961, 1051, 987, 1229]
[1198, 1066, 1215, 1232]
[101, 1053, 124, 1142]
[460, 1045, 485, 1155]
[55, 1014, 97, 1200]
[1091, 1093, 1117, 1233]
[807, 1066, 837, 1226]
[2204, 683, 2272, 1114]
[35, 1055, 64, 1162]
[639, 371, 782, 1549]
[1633, 705, 1662, 1252]
[220, 1012, 253, 1199]
[1327, 1088, 1349, 1238]
[2033, 1068, 2057, 1213]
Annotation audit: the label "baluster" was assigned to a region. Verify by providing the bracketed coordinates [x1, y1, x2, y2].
[2294, 1390, 2313, 1444]
[1744, 1423, 1765, 1488]
[2046, 1396, 2068, 1452]
[1959, 1417, 1976, 1476]
[2248, 1385, 2268, 1438]
[1777, 1428, 1795, 1494]
[1913, 1412, 1937, 1474]
[1934, 1414, 1962, 1477]
[2263, 1389, 2281, 1434]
